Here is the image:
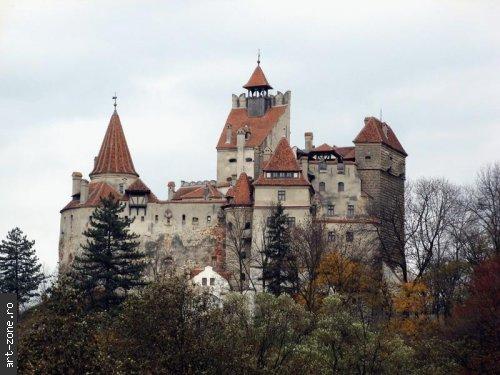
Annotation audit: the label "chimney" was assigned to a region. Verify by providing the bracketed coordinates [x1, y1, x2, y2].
[167, 181, 176, 200]
[80, 179, 89, 204]
[225, 124, 232, 144]
[305, 132, 313, 152]
[72, 172, 82, 197]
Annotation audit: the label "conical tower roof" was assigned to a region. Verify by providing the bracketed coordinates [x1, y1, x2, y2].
[90, 110, 139, 177]
[243, 63, 273, 90]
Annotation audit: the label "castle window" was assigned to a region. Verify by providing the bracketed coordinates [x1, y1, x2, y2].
[119, 183, 124, 194]
[155, 215, 159, 223]
[241, 251, 247, 259]
[141, 216, 145, 222]
[202, 277, 207, 286]
[240, 273, 246, 281]
[167, 217, 171, 225]
[347, 204, 355, 217]
[210, 278, 215, 286]
[319, 161, 327, 171]
[338, 182, 345, 192]
[319, 182, 326, 192]
[244, 222, 251, 230]
[328, 231, 335, 242]
[192, 217, 199, 225]
[278, 190, 286, 201]
[245, 132, 250, 140]
[245, 157, 253, 162]
[346, 231, 354, 242]
[229, 158, 237, 163]
[337, 163, 345, 174]
[365, 155, 371, 160]
[207, 215, 211, 223]
[287, 217, 296, 228]
[182, 214, 186, 225]
[125, 216, 128, 220]
[327, 205, 335, 216]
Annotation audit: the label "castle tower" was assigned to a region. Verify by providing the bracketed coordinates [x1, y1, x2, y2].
[89, 109, 139, 192]
[216, 59, 291, 186]
[353, 117, 407, 271]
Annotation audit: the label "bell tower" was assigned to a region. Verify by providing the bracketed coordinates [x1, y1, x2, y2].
[243, 56, 273, 117]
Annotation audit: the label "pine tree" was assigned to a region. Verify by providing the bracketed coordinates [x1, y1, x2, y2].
[262, 202, 297, 295]
[0, 227, 44, 312]
[72, 195, 146, 309]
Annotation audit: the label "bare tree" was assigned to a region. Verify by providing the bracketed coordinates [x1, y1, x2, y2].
[225, 208, 255, 293]
[468, 162, 500, 255]
[407, 178, 461, 279]
[289, 215, 329, 311]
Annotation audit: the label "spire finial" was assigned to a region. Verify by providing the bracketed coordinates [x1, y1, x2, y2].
[257, 49, 261, 65]
[112, 93, 117, 110]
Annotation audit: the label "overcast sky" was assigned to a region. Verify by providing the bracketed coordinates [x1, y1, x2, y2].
[0, 0, 498, 274]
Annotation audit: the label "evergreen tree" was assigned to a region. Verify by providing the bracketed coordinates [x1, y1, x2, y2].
[72, 195, 146, 309]
[262, 202, 297, 295]
[0, 227, 44, 311]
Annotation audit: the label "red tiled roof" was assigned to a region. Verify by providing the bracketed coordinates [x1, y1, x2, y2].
[171, 186, 199, 200]
[216, 106, 287, 150]
[175, 184, 223, 201]
[243, 64, 273, 90]
[90, 110, 139, 177]
[313, 143, 335, 152]
[353, 117, 407, 156]
[61, 181, 122, 212]
[253, 176, 311, 186]
[123, 178, 160, 203]
[334, 146, 356, 160]
[263, 137, 301, 172]
[228, 173, 253, 206]
[126, 178, 150, 193]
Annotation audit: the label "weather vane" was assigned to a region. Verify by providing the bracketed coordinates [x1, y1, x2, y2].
[257, 49, 261, 65]
[113, 93, 117, 109]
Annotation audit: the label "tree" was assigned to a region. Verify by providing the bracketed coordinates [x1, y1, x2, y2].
[18, 277, 107, 374]
[0, 227, 44, 314]
[72, 195, 146, 309]
[225, 208, 255, 292]
[289, 215, 330, 311]
[468, 162, 500, 255]
[447, 256, 500, 373]
[262, 202, 297, 296]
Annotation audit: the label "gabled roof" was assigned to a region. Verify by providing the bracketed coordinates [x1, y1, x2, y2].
[90, 110, 139, 177]
[216, 106, 287, 150]
[61, 181, 122, 212]
[123, 178, 160, 203]
[313, 143, 335, 152]
[353, 117, 407, 156]
[263, 137, 301, 172]
[227, 173, 253, 206]
[125, 178, 151, 193]
[243, 64, 273, 90]
[254, 138, 311, 187]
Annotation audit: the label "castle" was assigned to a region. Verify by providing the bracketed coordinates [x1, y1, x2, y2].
[59, 59, 407, 290]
